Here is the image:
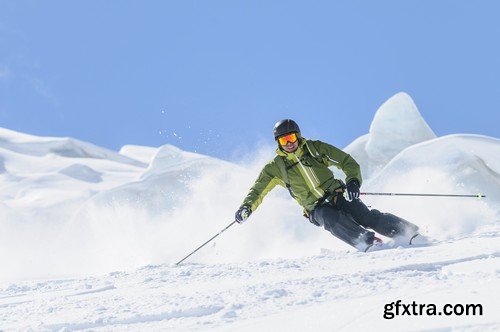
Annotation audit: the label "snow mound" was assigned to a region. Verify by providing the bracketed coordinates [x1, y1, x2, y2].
[368, 134, 500, 196]
[346, 92, 436, 178]
[366, 92, 436, 162]
[0, 127, 145, 167]
[0, 128, 151, 280]
[364, 134, 500, 239]
[0, 127, 147, 213]
[119, 145, 158, 164]
[81, 144, 240, 213]
[143, 144, 214, 178]
[59, 164, 103, 183]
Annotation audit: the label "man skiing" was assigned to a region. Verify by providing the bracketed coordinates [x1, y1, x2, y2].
[234, 119, 419, 252]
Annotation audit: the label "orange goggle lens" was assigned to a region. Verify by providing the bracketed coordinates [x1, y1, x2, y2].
[278, 133, 298, 146]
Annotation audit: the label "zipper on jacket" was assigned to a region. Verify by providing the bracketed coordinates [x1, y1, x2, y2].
[292, 154, 323, 199]
[310, 165, 321, 184]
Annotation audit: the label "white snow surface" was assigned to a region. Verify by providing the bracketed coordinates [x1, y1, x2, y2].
[1, 93, 499, 331]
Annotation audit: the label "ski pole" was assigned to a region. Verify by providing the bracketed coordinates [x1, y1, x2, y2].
[360, 192, 486, 198]
[175, 220, 237, 266]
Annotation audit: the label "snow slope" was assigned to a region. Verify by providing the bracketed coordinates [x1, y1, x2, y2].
[0, 92, 499, 330]
[1, 235, 498, 331]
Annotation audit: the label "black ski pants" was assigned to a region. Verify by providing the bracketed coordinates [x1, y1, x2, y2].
[309, 193, 418, 250]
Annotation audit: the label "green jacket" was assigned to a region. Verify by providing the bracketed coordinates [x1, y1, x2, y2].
[241, 138, 362, 213]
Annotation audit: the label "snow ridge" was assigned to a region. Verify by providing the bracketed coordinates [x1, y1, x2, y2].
[346, 92, 436, 178]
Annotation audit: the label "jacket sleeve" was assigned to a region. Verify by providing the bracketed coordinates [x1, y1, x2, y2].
[314, 140, 363, 186]
[241, 161, 283, 212]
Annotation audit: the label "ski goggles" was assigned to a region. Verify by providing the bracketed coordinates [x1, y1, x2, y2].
[277, 133, 298, 146]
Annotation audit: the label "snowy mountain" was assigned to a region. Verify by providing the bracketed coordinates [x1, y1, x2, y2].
[1, 93, 499, 330]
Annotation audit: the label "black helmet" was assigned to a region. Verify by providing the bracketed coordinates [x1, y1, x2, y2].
[273, 119, 300, 140]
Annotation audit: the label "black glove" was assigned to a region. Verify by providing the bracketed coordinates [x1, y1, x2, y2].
[235, 206, 252, 224]
[345, 180, 360, 201]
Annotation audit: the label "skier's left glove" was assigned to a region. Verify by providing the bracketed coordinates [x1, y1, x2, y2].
[345, 180, 360, 201]
[235, 206, 252, 224]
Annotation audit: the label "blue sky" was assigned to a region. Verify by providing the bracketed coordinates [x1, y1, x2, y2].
[1, 1, 499, 160]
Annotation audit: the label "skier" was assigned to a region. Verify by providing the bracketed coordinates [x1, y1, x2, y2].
[234, 119, 420, 252]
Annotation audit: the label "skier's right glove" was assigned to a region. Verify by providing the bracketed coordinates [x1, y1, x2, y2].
[235, 206, 252, 224]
